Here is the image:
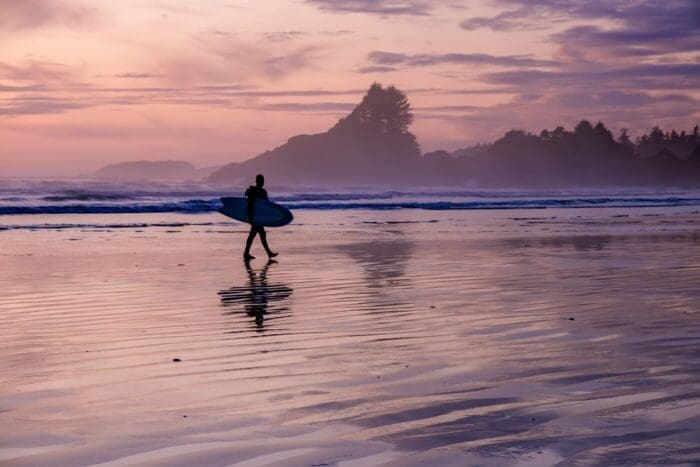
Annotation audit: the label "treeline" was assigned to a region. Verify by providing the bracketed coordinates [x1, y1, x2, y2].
[635, 125, 699, 159]
[209, 83, 699, 187]
[425, 121, 700, 187]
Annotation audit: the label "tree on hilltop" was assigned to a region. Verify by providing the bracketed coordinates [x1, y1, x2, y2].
[339, 82, 414, 135]
[329, 83, 420, 161]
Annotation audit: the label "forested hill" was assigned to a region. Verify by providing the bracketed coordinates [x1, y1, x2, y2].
[209, 83, 422, 185]
[209, 84, 700, 188]
[434, 122, 700, 187]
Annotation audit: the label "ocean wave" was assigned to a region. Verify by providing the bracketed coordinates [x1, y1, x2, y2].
[1, 196, 700, 216]
[0, 199, 218, 215]
[288, 198, 700, 210]
[41, 191, 134, 202]
[275, 192, 395, 202]
[0, 221, 220, 231]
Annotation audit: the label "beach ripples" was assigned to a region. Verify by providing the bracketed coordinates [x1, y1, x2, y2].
[1, 210, 699, 465]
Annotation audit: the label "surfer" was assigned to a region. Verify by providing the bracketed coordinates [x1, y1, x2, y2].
[243, 174, 278, 260]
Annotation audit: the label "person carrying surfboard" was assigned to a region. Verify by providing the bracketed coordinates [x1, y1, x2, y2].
[243, 174, 278, 260]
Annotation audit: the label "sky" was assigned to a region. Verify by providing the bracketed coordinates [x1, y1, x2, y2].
[1, 0, 698, 176]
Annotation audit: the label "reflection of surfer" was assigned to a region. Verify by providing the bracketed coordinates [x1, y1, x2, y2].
[244, 259, 272, 328]
[244, 174, 278, 261]
[218, 259, 293, 330]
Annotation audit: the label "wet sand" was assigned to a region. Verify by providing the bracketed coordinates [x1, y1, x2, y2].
[1, 207, 700, 465]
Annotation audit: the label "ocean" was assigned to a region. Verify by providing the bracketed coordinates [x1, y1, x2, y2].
[1, 178, 699, 219]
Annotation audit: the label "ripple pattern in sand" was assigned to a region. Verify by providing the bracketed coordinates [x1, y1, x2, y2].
[1, 214, 700, 465]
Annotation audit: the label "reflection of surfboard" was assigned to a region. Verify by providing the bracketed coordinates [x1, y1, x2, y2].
[219, 197, 293, 227]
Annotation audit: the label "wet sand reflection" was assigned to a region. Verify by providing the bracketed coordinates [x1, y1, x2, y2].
[218, 260, 293, 331]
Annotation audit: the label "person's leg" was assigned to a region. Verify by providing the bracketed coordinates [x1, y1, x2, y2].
[258, 227, 278, 258]
[244, 226, 257, 259]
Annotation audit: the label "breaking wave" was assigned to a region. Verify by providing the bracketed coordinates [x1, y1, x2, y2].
[1, 195, 700, 215]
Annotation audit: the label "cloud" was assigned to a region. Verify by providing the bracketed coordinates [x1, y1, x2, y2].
[0, 0, 96, 30]
[114, 72, 156, 79]
[367, 50, 557, 68]
[357, 65, 398, 73]
[182, 30, 323, 84]
[306, 0, 432, 16]
[0, 76, 487, 118]
[0, 77, 371, 117]
[464, 1, 699, 61]
[0, 60, 78, 84]
[460, 9, 535, 31]
[484, 63, 700, 89]
[553, 23, 700, 61]
[436, 88, 514, 95]
[260, 31, 309, 42]
[319, 29, 355, 36]
[452, 0, 700, 139]
[0, 97, 87, 116]
[258, 102, 356, 112]
[495, 0, 698, 23]
[262, 46, 321, 77]
[549, 91, 696, 109]
[417, 104, 481, 112]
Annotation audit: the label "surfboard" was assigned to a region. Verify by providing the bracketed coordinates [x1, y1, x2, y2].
[219, 197, 293, 227]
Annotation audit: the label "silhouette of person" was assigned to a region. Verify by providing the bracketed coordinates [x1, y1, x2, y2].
[243, 174, 278, 260]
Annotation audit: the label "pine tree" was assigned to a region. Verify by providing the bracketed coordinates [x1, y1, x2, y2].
[346, 83, 414, 134]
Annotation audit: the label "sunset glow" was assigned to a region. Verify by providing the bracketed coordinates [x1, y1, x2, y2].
[1, 0, 698, 176]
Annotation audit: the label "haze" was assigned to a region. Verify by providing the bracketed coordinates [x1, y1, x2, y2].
[1, 0, 698, 177]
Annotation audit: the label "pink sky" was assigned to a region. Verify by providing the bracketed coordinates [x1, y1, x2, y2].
[1, 0, 698, 176]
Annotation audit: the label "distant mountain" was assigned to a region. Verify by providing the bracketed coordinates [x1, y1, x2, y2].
[194, 165, 221, 179]
[209, 83, 700, 188]
[95, 160, 199, 181]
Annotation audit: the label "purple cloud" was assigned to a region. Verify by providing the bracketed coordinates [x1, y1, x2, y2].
[463, 1, 699, 60]
[367, 50, 557, 68]
[460, 9, 535, 31]
[319, 29, 355, 36]
[0, 97, 86, 116]
[259, 102, 356, 112]
[358, 65, 398, 73]
[0, 0, 95, 30]
[114, 73, 155, 79]
[485, 63, 700, 89]
[260, 31, 309, 42]
[0, 60, 77, 84]
[306, 0, 432, 16]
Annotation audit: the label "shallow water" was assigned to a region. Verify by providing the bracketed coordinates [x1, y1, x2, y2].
[1, 208, 699, 465]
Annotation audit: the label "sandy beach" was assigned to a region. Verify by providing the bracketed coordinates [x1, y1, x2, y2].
[2, 206, 699, 465]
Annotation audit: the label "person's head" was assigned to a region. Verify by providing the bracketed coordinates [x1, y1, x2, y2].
[255, 174, 265, 187]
